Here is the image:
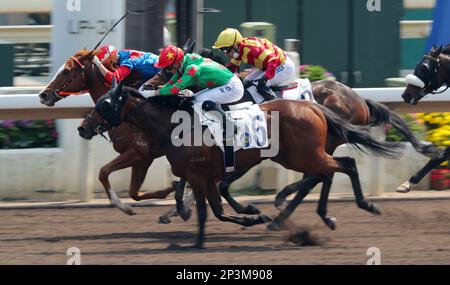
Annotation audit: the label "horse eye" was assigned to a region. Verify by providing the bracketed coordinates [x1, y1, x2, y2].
[420, 63, 429, 73]
[99, 100, 112, 113]
[62, 69, 71, 75]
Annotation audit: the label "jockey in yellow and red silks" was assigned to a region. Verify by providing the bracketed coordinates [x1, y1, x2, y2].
[212, 28, 297, 93]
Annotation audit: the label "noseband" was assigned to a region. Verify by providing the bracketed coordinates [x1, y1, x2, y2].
[56, 56, 89, 97]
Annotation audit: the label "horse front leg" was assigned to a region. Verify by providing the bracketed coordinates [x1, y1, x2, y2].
[129, 159, 176, 201]
[396, 146, 450, 193]
[268, 175, 323, 231]
[336, 157, 381, 215]
[98, 148, 141, 216]
[218, 171, 261, 215]
[158, 179, 194, 224]
[275, 173, 310, 210]
[206, 179, 272, 227]
[316, 173, 336, 230]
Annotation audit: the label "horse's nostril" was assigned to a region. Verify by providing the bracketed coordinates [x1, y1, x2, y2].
[39, 92, 48, 99]
[77, 126, 85, 137]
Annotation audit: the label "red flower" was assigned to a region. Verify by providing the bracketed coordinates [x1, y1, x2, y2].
[177, 79, 183, 84]
[207, 81, 215, 87]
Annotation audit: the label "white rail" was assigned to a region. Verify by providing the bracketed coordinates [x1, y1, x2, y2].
[0, 25, 52, 44]
[0, 88, 449, 201]
[0, 0, 52, 13]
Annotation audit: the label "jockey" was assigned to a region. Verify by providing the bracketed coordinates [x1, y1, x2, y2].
[148, 45, 243, 106]
[147, 45, 244, 173]
[92, 45, 161, 86]
[212, 28, 297, 101]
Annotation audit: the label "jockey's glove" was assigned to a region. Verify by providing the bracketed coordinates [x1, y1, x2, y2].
[92, 56, 102, 67]
[179, 89, 194, 97]
[140, 89, 156, 99]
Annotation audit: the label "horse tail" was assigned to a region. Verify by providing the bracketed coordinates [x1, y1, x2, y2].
[364, 98, 442, 158]
[315, 104, 404, 159]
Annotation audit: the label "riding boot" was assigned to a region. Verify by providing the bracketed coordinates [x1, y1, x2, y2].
[202, 100, 236, 173]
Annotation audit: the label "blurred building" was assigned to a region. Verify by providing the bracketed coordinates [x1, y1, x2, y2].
[0, 0, 441, 87]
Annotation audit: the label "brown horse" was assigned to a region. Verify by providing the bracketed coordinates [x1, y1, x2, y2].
[84, 81, 403, 248]
[397, 45, 450, 192]
[38, 49, 177, 216]
[197, 49, 441, 229]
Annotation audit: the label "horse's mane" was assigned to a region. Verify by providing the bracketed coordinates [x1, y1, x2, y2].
[71, 48, 116, 71]
[199, 48, 227, 66]
[442, 45, 450, 55]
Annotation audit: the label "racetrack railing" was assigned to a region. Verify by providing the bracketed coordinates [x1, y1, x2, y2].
[0, 87, 449, 202]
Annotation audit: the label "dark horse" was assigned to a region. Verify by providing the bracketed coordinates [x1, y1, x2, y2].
[397, 45, 450, 192]
[39, 48, 260, 221]
[83, 80, 403, 248]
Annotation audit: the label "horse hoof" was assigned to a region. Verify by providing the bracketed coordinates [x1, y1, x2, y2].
[396, 181, 411, 193]
[267, 220, 282, 231]
[324, 217, 337, 230]
[179, 208, 192, 221]
[369, 204, 382, 215]
[359, 201, 381, 215]
[422, 144, 444, 159]
[274, 195, 287, 210]
[118, 204, 136, 216]
[259, 214, 273, 223]
[158, 215, 172, 224]
[192, 243, 204, 249]
[243, 204, 261, 215]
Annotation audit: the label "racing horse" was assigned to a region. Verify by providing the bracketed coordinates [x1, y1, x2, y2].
[38, 49, 177, 216]
[163, 49, 442, 230]
[38, 48, 260, 221]
[84, 81, 404, 248]
[397, 44, 450, 192]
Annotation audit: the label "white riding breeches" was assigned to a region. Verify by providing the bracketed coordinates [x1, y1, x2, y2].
[193, 74, 244, 105]
[244, 56, 297, 87]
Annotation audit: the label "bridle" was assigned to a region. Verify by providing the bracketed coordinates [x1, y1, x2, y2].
[56, 56, 89, 97]
[56, 56, 111, 97]
[408, 52, 449, 100]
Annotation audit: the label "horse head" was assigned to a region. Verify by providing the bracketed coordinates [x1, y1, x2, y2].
[77, 78, 125, 139]
[402, 45, 450, 105]
[39, 48, 116, 106]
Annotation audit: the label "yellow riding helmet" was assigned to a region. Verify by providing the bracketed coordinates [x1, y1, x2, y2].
[212, 28, 243, 49]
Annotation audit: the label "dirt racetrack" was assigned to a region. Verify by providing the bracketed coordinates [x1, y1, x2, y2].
[0, 199, 449, 265]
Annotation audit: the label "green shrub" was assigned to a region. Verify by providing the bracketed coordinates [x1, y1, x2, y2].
[300, 64, 336, 82]
[0, 120, 58, 149]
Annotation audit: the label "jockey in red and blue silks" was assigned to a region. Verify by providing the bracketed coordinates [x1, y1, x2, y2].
[92, 45, 161, 85]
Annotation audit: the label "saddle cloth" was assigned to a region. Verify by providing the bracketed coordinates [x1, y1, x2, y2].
[192, 102, 269, 151]
[247, 78, 317, 104]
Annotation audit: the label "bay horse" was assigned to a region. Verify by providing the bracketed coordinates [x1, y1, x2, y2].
[38, 48, 260, 221]
[397, 44, 450, 192]
[85, 81, 403, 248]
[163, 49, 442, 230]
[38, 49, 177, 216]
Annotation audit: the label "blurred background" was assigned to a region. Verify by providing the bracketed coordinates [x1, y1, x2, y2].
[1, 0, 446, 88]
[0, 0, 449, 202]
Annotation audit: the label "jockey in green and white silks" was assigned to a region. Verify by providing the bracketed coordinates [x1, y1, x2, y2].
[147, 45, 244, 105]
